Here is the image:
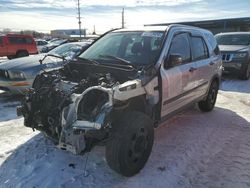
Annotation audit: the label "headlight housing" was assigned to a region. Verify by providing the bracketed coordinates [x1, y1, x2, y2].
[8, 70, 26, 80]
[233, 52, 247, 59]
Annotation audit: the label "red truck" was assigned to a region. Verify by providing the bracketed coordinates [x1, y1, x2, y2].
[0, 34, 38, 59]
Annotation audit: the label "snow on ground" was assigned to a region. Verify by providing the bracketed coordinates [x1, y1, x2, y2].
[0, 57, 8, 63]
[0, 76, 249, 188]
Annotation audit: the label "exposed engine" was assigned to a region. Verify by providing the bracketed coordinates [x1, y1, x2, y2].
[19, 65, 122, 153]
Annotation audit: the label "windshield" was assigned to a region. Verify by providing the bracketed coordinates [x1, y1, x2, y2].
[216, 34, 250, 45]
[49, 39, 67, 46]
[48, 43, 83, 58]
[79, 31, 164, 66]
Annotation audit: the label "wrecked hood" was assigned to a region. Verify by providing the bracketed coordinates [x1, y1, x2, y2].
[0, 54, 63, 71]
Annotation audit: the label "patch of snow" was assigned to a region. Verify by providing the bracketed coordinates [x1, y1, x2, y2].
[0, 57, 7, 63]
[221, 75, 250, 94]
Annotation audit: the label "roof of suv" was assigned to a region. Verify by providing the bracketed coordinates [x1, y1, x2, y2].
[112, 24, 211, 34]
[5, 34, 34, 38]
[216, 32, 250, 36]
[113, 26, 169, 32]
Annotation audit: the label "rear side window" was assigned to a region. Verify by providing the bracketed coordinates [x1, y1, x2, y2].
[25, 37, 33, 44]
[8, 36, 33, 44]
[190, 36, 209, 61]
[206, 33, 220, 55]
[169, 33, 191, 63]
[36, 41, 46, 45]
[0, 37, 3, 44]
[8, 37, 25, 44]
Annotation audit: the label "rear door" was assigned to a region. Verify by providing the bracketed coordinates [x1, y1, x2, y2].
[189, 32, 212, 98]
[7, 36, 23, 55]
[25, 36, 37, 54]
[160, 32, 198, 117]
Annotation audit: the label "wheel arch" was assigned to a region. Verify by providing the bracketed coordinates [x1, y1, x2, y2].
[212, 74, 220, 86]
[203, 74, 220, 100]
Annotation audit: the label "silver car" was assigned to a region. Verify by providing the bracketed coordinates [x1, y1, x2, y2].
[215, 32, 250, 80]
[0, 42, 90, 94]
[35, 39, 48, 53]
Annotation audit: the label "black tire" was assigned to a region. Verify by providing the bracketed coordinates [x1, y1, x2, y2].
[105, 111, 154, 177]
[198, 80, 219, 112]
[7, 55, 15, 60]
[239, 63, 250, 80]
[16, 50, 29, 58]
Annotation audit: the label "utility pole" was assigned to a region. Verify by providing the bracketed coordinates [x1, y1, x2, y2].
[77, 0, 82, 38]
[93, 25, 96, 35]
[122, 8, 125, 28]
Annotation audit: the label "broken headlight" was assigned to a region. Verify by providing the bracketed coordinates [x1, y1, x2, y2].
[118, 80, 138, 91]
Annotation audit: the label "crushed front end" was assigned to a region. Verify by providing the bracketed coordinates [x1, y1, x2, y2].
[18, 67, 119, 154]
[17, 60, 159, 155]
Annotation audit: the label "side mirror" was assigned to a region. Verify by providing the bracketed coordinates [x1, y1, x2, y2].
[164, 54, 183, 69]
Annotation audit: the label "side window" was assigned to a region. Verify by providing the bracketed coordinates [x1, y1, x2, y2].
[8, 37, 25, 44]
[25, 37, 33, 44]
[206, 33, 220, 55]
[190, 36, 208, 61]
[169, 33, 191, 64]
[0, 37, 3, 44]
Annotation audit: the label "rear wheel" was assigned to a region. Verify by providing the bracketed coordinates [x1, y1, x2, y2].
[198, 80, 219, 112]
[105, 111, 154, 177]
[16, 50, 29, 58]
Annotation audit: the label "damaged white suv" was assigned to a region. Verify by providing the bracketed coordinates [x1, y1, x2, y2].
[18, 25, 222, 177]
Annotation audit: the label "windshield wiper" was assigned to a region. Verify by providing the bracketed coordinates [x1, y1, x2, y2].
[99, 54, 136, 69]
[39, 54, 65, 65]
[78, 57, 100, 65]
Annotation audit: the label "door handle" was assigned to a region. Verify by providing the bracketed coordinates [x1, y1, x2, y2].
[209, 62, 215, 65]
[189, 67, 197, 72]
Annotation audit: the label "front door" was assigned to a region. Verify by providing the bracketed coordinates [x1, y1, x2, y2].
[160, 32, 198, 117]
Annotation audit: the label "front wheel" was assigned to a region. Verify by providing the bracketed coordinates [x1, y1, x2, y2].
[198, 80, 219, 112]
[105, 111, 154, 177]
[16, 50, 29, 58]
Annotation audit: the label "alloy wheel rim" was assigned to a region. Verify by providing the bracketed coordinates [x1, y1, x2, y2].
[128, 127, 149, 164]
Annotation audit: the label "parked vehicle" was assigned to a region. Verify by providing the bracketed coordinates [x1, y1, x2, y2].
[0, 42, 91, 94]
[18, 25, 222, 176]
[0, 34, 38, 59]
[48, 38, 60, 43]
[41, 39, 68, 53]
[35, 39, 48, 53]
[215, 32, 250, 80]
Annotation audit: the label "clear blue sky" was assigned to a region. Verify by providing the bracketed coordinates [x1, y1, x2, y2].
[0, 0, 250, 33]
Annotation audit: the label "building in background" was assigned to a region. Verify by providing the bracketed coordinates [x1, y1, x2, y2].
[51, 29, 86, 40]
[147, 17, 250, 34]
